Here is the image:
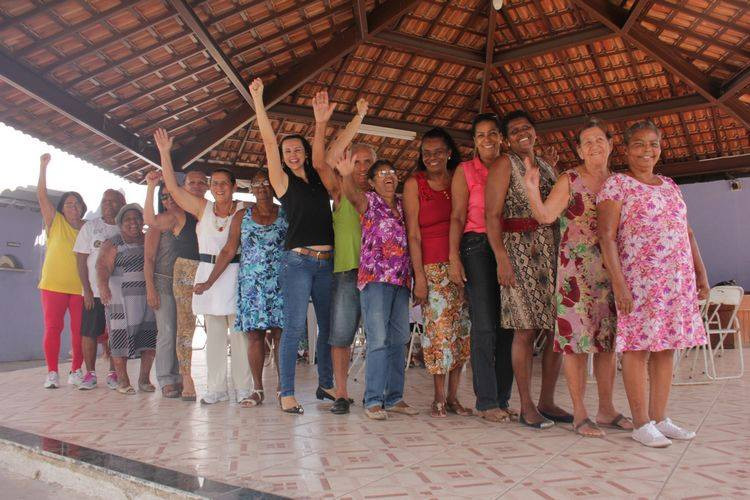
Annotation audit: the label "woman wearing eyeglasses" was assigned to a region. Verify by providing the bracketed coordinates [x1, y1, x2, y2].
[194, 170, 287, 407]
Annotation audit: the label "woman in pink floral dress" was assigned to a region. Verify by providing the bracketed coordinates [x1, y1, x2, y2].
[524, 118, 632, 438]
[597, 120, 709, 448]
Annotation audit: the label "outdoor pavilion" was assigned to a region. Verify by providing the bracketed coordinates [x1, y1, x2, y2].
[0, 0, 749, 498]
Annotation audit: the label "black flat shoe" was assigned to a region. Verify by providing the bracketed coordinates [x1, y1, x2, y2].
[316, 386, 354, 404]
[278, 395, 304, 415]
[520, 414, 555, 429]
[539, 409, 574, 424]
[330, 397, 351, 415]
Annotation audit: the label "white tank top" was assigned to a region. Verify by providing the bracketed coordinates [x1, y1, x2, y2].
[192, 201, 244, 316]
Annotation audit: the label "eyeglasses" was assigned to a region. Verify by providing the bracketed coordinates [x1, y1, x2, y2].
[251, 180, 270, 187]
[375, 169, 396, 178]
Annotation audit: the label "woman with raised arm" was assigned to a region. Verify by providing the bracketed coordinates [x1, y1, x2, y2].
[96, 204, 156, 394]
[485, 110, 571, 429]
[597, 120, 708, 448]
[523, 118, 632, 437]
[249, 78, 335, 414]
[312, 91, 371, 414]
[142, 169, 208, 401]
[403, 128, 470, 418]
[153, 128, 251, 405]
[337, 153, 417, 420]
[36, 153, 87, 389]
[193, 169, 287, 407]
[447, 113, 515, 423]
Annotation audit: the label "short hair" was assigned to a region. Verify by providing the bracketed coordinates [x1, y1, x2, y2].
[501, 110, 535, 137]
[210, 168, 236, 185]
[351, 143, 378, 162]
[623, 120, 662, 145]
[417, 127, 462, 171]
[471, 113, 502, 137]
[367, 159, 394, 180]
[575, 117, 612, 145]
[56, 191, 87, 216]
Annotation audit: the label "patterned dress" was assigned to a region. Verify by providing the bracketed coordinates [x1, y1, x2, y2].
[554, 170, 616, 354]
[500, 153, 558, 330]
[106, 234, 157, 358]
[414, 172, 470, 375]
[235, 205, 287, 332]
[597, 174, 707, 352]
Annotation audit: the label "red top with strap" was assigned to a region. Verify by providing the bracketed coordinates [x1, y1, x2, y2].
[415, 171, 451, 265]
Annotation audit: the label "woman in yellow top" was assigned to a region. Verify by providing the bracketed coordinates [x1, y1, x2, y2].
[37, 153, 87, 389]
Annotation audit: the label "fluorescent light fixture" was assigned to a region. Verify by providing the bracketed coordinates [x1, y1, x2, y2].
[359, 124, 416, 141]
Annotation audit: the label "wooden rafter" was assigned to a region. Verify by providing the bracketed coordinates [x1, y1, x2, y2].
[479, 5, 497, 114]
[353, 0, 369, 41]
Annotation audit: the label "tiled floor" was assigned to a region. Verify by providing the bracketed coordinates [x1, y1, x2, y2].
[0, 348, 747, 499]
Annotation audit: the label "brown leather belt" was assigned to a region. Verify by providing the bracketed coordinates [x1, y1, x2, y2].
[502, 217, 540, 233]
[292, 247, 333, 260]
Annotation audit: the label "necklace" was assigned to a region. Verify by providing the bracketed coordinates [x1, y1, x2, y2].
[213, 202, 235, 232]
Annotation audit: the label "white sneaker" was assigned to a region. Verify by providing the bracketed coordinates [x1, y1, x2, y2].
[67, 369, 84, 387]
[632, 421, 672, 448]
[656, 418, 696, 440]
[44, 371, 59, 389]
[200, 391, 229, 405]
[106, 371, 118, 390]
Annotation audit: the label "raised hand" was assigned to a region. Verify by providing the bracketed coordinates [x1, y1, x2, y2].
[541, 146, 559, 168]
[153, 128, 173, 153]
[334, 149, 355, 177]
[40, 153, 51, 169]
[356, 98, 369, 118]
[249, 78, 264, 101]
[312, 90, 336, 123]
[146, 170, 162, 187]
[523, 155, 541, 191]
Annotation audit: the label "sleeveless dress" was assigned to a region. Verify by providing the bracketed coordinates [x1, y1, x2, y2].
[106, 234, 157, 358]
[414, 172, 470, 375]
[597, 174, 707, 352]
[234, 205, 288, 332]
[192, 201, 244, 316]
[500, 153, 558, 330]
[554, 170, 616, 354]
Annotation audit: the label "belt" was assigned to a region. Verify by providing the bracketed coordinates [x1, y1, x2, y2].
[502, 217, 540, 233]
[292, 247, 333, 260]
[199, 253, 239, 264]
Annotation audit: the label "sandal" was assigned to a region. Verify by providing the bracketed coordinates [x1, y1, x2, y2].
[138, 382, 156, 393]
[502, 406, 520, 420]
[117, 385, 136, 395]
[239, 390, 264, 408]
[430, 401, 447, 418]
[278, 394, 303, 415]
[446, 400, 473, 416]
[475, 408, 510, 423]
[161, 385, 180, 398]
[574, 418, 605, 438]
[597, 413, 633, 431]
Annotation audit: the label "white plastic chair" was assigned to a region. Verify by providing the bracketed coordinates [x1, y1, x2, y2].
[672, 299, 712, 385]
[704, 286, 744, 380]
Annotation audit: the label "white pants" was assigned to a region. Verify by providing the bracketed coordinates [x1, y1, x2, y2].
[204, 314, 252, 395]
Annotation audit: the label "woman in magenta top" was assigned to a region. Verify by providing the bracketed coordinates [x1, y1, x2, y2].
[404, 128, 470, 418]
[338, 153, 417, 420]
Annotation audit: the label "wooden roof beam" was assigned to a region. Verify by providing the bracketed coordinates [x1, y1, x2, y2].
[353, 0, 369, 41]
[371, 31, 485, 67]
[493, 25, 613, 65]
[171, 0, 422, 169]
[720, 67, 750, 102]
[0, 51, 160, 167]
[655, 155, 750, 177]
[168, 0, 253, 107]
[479, 5, 497, 114]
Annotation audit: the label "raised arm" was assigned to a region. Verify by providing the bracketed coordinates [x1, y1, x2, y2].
[597, 200, 632, 314]
[193, 209, 243, 295]
[249, 78, 288, 197]
[143, 171, 160, 228]
[144, 227, 161, 310]
[403, 177, 427, 304]
[448, 166, 468, 286]
[485, 155, 515, 287]
[335, 150, 368, 214]
[312, 91, 342, 199]
[36, 153, 56, 230]
[153, 129, 206, 219]
[95, 240, 117, 306]
[523, 160, 570, 224]
[324, 98, 368, 166]
[688, 225, 710, 300]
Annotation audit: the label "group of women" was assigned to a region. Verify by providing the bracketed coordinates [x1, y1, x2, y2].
[36, 79, 709, 448]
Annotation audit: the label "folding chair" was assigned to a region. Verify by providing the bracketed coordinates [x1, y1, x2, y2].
[406, 322, 423, 370]
[348, 324, 366, 382]
[704, 285, 745, 380]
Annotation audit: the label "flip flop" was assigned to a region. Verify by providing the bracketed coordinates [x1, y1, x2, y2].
[180, 393, 197, 402]
[430, 401, 447, 418]
[539, 409, 574, 424]
[446, 400, 473, 416]
[116, 385, 136, 395]
[597, 413, 633, 430]
[138, 382, 156, 393]
[475, 408, 510, 423]
[520, 414, 554, 429]
[574, 418, 605, 438]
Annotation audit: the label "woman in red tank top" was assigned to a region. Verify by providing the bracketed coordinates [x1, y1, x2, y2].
[403, 128, 471, 418]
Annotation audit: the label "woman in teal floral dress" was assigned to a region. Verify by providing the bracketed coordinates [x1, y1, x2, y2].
[523, 118, 632, 437]
[194, 170, 287, 407]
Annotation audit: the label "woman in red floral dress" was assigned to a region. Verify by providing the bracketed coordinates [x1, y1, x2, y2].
[524, 118, 632, 437]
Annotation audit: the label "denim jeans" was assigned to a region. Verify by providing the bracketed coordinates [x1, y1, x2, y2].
[154, 289, 180, 388]
[278, 251, 334, 397]
[460, 232, 514, 411]
[329, 269, 361, 347]
[360, 282, 410, 409]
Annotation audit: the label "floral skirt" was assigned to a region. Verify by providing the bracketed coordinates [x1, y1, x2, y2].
[421, 263, 471, 375]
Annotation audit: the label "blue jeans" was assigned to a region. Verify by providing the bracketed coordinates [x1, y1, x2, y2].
[279, 251, 333, 397]
[329, 270, 361, 347]
[361, 282, 410, 409]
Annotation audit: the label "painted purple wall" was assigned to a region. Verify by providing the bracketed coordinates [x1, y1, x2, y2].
[680, 179, 750, 291]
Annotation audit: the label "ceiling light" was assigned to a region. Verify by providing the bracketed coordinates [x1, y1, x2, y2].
[359, 124, 416, 141]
